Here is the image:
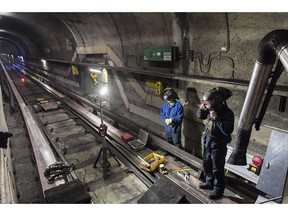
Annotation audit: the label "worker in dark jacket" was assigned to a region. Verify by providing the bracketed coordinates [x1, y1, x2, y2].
[197, 87, 234, 199]
[160, 88, 184, 149]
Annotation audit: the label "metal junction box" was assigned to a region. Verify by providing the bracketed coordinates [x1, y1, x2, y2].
[144, 46, 179, 62]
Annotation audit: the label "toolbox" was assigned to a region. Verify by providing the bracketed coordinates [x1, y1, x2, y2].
[121, 132, 134, 143]
[139, 152, 165, 172]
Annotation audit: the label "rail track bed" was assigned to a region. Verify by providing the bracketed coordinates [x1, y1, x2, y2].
[2, 61, 257, 204]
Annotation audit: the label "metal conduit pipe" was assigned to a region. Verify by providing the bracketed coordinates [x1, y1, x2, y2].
[227, 29, 288, 165]
[26, 57, 288, 97]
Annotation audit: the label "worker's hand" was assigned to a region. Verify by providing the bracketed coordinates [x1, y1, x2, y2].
[209, 111, 217, 120]
[165, 118, 172, 125]
[199, 103, 207, 110]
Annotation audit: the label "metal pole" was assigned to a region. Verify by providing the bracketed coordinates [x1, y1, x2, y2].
[100, 99, 108, 180]
[100, 100, 104, 125]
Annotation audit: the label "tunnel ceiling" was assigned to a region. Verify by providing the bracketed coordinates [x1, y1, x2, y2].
[0, 12, 179, 63]
[0, 13, 75, 58]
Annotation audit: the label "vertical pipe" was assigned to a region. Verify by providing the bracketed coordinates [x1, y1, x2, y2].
[227, 29, 288, 165]
[278, 45, 288, 69]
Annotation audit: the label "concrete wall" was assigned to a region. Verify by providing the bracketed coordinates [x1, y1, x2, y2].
[30, 12, 288, 157]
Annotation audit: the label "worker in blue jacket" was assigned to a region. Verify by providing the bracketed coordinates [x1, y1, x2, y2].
[197, 87, 234, 200]
[160, 88, 184, 149]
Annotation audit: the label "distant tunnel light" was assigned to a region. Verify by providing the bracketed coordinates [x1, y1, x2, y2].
[20, 77, 25, 83]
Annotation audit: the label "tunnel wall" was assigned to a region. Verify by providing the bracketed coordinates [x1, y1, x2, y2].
[21, 13, 288, 155]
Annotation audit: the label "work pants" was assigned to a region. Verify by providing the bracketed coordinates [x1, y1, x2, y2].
[202, 135, 227, 193]
[165, 127, 181, 149]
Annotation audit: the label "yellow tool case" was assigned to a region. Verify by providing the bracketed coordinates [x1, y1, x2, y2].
[139, 152, 165, 172]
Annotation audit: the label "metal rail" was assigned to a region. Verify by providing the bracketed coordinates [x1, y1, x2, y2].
[3, 59, 157, 189]
[0, 60, 66, 199]
[24, 70, 157, 187]
[3, 59, 261, 203]
[22, 68, 203, 171]
[15, 64, 209, 200]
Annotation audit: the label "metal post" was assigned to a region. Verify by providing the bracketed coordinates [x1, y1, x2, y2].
[100, 100, 104, 125]
[93, 99, 108, 180]
[100, 100, 108, 180]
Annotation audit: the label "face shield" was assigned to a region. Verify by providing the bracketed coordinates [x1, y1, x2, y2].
[203, 100, 212, 109]
[202, 88, 227, 111]
[163, 88, 178, 101]
[163, 92, 173, 101]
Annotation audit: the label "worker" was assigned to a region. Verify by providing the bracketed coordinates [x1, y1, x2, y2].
[160, 88, 184, 149]
[197, 87, 234, 199]
[0, 131, 13, 149]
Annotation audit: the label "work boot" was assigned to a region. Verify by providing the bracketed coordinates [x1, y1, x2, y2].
[198, 182, 213, 190]
[208, 190, 223, 199]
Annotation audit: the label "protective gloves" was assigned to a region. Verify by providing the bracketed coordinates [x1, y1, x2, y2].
[165, 118, 173, 125]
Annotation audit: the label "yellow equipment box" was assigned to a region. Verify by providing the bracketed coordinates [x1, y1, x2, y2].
[139, 152, 165, 172]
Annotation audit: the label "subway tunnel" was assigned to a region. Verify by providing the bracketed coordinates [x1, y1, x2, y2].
[0, 11, 288, 205]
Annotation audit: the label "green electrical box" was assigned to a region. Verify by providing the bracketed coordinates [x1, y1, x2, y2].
[144, 46, 179, 62]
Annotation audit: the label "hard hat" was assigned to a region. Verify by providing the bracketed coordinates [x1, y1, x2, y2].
[203, 90, 214, 101]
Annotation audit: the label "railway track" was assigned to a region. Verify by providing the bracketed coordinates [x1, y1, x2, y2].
[1, 59, 258, 204]
[2, 62, 154, 203]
